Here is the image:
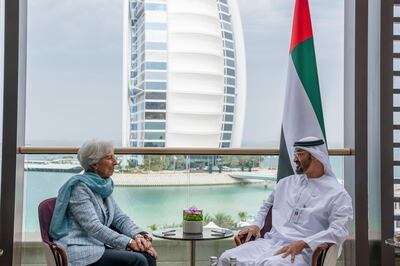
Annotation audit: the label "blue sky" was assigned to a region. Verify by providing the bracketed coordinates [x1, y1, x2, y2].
[1, 0, 344, 147]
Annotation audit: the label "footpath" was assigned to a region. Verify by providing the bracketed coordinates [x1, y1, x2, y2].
[112, 171, 276, 187]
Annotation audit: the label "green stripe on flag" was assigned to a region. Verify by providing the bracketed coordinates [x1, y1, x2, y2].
[291, 37, 326, 139]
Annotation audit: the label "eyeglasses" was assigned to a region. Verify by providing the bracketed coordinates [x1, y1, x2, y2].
[293, 151, 306, 158]
[101, 154, 117, 161]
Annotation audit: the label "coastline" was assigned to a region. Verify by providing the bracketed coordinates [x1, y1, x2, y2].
[112, 170, 277, 187]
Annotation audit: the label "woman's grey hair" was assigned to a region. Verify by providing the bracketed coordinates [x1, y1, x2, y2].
[77, 139, 114, 171]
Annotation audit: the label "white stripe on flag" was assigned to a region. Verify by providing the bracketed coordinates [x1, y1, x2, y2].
[282, 57, 326, 171]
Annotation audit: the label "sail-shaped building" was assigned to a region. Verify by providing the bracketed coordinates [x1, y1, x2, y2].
[122, 0, 246, 147]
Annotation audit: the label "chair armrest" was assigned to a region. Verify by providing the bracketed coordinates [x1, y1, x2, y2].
[234, 233, 256, 246]
[50, 243, 68, 266]
[311, 243, 334, 266]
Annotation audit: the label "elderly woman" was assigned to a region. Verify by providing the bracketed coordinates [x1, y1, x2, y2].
[49, 139, 157, 266]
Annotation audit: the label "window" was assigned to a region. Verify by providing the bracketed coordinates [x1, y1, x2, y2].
[17, 2, 348, 265]
[223, 31, 233, 40]
[145, 102, 166, 110]
[221, 22, 232, 32]
[144, 132, 165, 140]
[145, 82, 166, 90]
[224, 40, 234, 49]
[145, 112, 166, 120]
[224, 50, 234, 58]
[219, 4, 230, 14]
[145, 3, 166, 11]
[226, 77, 235, 86]
[225, 96, 235, 104]
[221, 142, 230, 147]
[225, 68, 235, 76]
[220, 13, 231, 22]
[145, 22, 167, 30]
[145, 122, 165, 130]
[146, 92, 166, 100]
[226, 59, 235, 67]
[144, 142, 165, 147]
[130, 141, 137, 147]
[224, 115, 234, 122]
[145, 42, 167, 50]
[226, 86, 235, 94]
[223, 124, 233, 131]
[145, 71, 166, 80]
[146, 62, 167, 70]
[224, 105, 234, 113]
[223, 133, 231, 140]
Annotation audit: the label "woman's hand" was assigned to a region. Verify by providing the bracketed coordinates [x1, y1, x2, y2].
[133, 235, 152, 251]
[130, 235, 157, 258]
[128, 238, 141, 251]
[143, 233, 152, 242]
[146, 246, 158, 259]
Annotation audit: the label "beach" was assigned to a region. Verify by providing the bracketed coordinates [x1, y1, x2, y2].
[112, 170, 277, 187]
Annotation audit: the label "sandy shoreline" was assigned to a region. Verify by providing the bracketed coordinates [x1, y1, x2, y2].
[112, 171, 276, 187]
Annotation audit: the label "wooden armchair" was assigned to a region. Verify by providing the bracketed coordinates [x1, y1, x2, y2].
[234, 208, 339, 266]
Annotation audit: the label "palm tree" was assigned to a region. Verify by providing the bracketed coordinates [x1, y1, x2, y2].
[148, 224, 158, 231]
[203, 213, 214, 225]
[238, 211, 248, 221]
[213, 213, 236, 228]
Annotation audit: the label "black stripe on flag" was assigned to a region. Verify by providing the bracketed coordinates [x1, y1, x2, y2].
[277, 127, 294, 182]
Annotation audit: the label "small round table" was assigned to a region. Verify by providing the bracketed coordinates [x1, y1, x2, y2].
[152, 228, 234, 266]
[385, 237, 400, 248]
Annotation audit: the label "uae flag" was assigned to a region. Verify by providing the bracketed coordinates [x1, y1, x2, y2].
[277, 0, 327, 181]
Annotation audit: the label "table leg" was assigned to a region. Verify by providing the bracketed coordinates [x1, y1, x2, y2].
[190, 240, 196, 266]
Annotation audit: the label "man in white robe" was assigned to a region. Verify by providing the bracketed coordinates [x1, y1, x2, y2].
[218, 136, 353, 266]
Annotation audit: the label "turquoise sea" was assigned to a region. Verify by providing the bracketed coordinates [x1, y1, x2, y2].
[24, 171, 273, 233]
[24, 156, 344, 233]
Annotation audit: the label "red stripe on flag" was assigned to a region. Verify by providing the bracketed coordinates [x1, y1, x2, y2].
[289, 0, 313, 53]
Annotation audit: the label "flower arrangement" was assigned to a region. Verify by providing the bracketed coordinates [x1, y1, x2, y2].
[183, 207, 203, 234]
[183, 207, 203, 221]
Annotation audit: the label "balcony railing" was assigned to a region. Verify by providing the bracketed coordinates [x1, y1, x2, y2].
[19, 147, 352, 265]
[18, 147, 353, 155]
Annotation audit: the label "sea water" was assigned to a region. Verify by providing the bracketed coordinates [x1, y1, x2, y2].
[24, 156, 344, 233]
[24, 171, 272, 233]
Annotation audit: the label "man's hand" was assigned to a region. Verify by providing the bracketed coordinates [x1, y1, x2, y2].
[234, 225, 261, 245]
[274, 240, 309, 263]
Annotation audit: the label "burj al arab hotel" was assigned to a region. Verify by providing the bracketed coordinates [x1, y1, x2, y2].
[122, 0, 246, 148]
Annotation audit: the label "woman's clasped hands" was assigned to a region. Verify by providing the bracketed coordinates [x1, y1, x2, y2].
[129, 234, 158, 258]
